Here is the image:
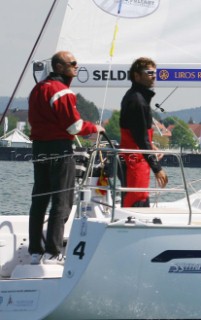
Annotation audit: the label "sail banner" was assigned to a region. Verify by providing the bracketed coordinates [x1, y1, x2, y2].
[71, 64, 201, 88]
[34, 61, 201, 88]
[157, 68, 201, 83]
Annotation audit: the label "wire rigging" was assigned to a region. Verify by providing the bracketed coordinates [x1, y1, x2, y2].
[97, 2, 123, 150]
[98, 17, 120, 129]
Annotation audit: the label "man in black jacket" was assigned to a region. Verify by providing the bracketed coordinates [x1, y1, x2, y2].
[119, 57, 168, 207]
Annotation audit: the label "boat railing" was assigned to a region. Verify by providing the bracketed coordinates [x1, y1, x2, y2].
[78, 146, 193, 224]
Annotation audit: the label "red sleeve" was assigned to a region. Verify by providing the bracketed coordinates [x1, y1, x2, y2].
[51, 88, 97, 136]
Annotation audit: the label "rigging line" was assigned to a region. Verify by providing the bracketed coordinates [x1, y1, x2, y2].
[98, 19, 119, 128]
[152, 118, 163, 136]
[98, 62, 113, 129]
[154, 108, 200, 144]
[172, 117, 200, 144]
[155, 98, 200, 144]
[156, 86, 178, 109]
[0, 0, 60, 127]
[154, 83, 200, 143]
[93, 7, 122, 178]
[95, 16, 120, 153]
[32, 186, 76, 198]
[96, 16, 121, 149]
[154, 94, 200, 145]
[98, 1, 122, 130]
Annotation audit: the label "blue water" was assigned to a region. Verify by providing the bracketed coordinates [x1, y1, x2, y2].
[0, 161, 201, 215]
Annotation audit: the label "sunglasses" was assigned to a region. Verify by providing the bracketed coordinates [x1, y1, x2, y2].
[66, 61, 77, 67]
[143, 70, 157, 76]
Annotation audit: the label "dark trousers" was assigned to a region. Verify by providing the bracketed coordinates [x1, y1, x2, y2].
[28, 140, 76, 255]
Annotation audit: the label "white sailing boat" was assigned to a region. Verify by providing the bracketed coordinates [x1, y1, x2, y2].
[1, 1, 201, 319]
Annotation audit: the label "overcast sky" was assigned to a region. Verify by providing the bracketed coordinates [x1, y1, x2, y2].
[1, 0, 201, 114]
[0, 1, 65, 98]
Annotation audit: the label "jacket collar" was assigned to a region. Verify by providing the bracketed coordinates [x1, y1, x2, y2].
[131, 82, 155, 99]
[46, 72, 72, 86]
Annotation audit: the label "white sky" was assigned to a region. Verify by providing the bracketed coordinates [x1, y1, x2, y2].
[1, 0, 201, 113]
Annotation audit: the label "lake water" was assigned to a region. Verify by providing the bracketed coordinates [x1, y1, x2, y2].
[0, 161, 201, 215]
[0, 161, 33, 215]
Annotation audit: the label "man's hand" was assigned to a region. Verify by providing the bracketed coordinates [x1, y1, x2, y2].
[152, 143, 164, 161]
[155, 169, 168, 188]
[95, 124, 105, 133]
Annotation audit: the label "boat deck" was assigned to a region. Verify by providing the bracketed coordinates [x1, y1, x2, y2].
[112, 206, 201, 226]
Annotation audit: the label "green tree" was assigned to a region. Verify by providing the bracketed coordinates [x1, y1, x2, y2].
[170, 119, 197, 151]
[162, 116, 178, 127]
[104, 110, 120, 143]
[23, 122, 31, 137]
[76, 93, 100, 123]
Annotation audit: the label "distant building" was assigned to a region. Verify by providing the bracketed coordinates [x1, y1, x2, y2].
[0, 128, 32, 148]
[0, 109, 28, 133]
[152, 118, 172, 137]
[167, 123, 201, 148]
[188, 124, 201, 139]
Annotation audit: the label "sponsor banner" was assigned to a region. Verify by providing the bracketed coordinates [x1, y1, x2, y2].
[73, 65, 130, 87]
[158, 68, 201, 82]
[72, 64, 201, 88]
[34, 61, 201, 87]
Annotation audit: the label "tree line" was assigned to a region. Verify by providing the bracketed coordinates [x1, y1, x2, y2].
[105, 110, 199, 151]
[0, 93, 199, 151]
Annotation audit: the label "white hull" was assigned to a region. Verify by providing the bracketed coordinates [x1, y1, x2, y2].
[54, 220, 201, 319]
[1, 144, 201, 319]
[0, 212, 107, 320]
[2, 203, 201, 319]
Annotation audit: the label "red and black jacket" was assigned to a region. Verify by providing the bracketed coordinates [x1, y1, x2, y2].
[119, 82, 162, 173]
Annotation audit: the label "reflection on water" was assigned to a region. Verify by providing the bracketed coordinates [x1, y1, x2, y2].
[0, 161, 201, 215]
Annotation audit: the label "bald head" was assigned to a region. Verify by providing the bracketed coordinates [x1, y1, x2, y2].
[51, 51, 73, 71]
[51, 51, 78, 78]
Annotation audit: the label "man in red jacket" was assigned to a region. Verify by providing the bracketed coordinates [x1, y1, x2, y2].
[119, 57, 168, 207]
[28, 51, 105, 265]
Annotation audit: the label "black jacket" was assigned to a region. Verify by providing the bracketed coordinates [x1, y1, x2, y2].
[120, 82, 162, 173]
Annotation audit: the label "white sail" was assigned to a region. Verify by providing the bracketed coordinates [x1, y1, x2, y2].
[56, 0, 201, 65]
[32, 0, 201, 110]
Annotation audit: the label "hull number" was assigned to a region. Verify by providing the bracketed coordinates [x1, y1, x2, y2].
[73, 241, 86, 260]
